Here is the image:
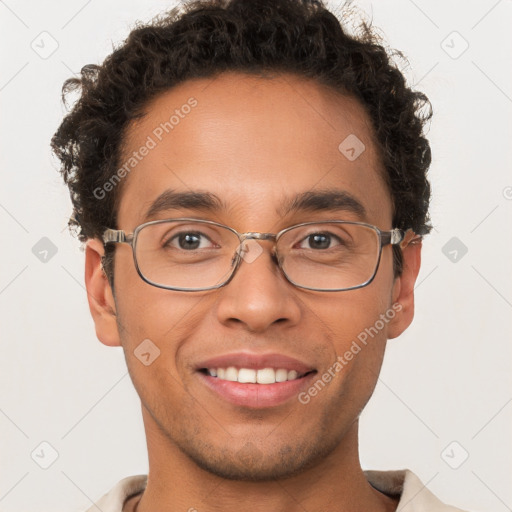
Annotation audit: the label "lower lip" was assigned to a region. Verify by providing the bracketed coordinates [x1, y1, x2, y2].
[197, 371, 317, 408]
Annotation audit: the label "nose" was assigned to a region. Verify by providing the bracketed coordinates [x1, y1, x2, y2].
[215, 239, 302, 333]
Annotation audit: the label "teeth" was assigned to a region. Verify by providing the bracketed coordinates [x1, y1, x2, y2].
[238, 368, 257, 383]
[257, 368, 275, 384]
[225, 366, 238, 382]
[205, 367, 305, 384]
[275, 369, 288, 382]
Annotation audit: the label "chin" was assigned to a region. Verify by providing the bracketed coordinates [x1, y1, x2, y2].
[173, 427, 340, 482]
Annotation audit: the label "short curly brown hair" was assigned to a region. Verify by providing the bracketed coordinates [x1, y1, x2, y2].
[51, 0, 433, 288]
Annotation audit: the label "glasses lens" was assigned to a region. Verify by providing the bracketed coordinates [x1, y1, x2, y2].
[134, 220, 381, 291]
[135, 220, 240, 290]
[278, 222, 380, 290]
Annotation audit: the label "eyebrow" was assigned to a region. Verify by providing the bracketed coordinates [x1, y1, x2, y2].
[142, 188, 367, 221]
[143, 190, 226, 221]
[279, 189, 366, 219]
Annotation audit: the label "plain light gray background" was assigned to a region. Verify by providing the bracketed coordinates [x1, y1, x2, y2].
[1, 0, 511, 511]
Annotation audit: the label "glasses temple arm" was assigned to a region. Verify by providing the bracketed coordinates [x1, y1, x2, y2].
[102, 228, 127, 244]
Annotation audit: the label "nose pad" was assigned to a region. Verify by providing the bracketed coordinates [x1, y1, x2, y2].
[270, 248, 279, 265]
[230, 241, 280, 269]
[230, 249, 241, 268]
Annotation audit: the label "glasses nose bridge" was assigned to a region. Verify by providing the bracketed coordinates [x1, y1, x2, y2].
[239, 232, 277, 243]
[236, 232, 280, 264]
[238, 232, 279, 255]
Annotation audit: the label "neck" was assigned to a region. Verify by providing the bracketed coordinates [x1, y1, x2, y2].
[130, 406, 397, 512]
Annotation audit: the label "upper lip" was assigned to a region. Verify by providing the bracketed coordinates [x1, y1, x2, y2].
[195, 351, 316, 374]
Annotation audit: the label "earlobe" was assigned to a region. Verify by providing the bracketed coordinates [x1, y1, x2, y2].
[387, 234, 423, 339]
[84, 238, 121, 347]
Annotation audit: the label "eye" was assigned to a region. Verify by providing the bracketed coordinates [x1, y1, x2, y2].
[298, 232, 344, 250]
[164, 231, 215, 250]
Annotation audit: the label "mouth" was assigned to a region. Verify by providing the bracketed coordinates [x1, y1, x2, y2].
[194, 352, 318, 408]
[198, 366, 316, 384]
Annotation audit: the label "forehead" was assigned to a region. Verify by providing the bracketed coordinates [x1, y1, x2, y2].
[117, 71, 392, 230]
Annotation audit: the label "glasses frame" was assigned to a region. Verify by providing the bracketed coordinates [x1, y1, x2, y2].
[102, 218, 406, 292]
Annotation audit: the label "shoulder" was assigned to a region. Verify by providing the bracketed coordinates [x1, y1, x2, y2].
[365, 469, 471, 512]
[83, 475, 147, 512]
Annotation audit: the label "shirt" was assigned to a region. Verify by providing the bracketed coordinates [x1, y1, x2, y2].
[84, 469, 468, 512]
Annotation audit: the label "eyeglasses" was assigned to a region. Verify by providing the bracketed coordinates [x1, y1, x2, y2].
[101, 218, 406, 292]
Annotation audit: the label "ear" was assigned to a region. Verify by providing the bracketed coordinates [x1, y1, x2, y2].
[84, 238, 121, 347]
[387, 232, 423, 339]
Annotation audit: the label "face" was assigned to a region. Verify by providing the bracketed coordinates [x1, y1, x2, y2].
[86, 71, 420, 481]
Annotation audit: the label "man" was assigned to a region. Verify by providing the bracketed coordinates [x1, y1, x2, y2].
[52, 0, 468, 510]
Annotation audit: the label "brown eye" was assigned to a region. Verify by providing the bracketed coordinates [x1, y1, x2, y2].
[163, 230, 214, 250]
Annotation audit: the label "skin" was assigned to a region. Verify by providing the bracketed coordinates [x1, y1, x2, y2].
[85, 71, 422, 512]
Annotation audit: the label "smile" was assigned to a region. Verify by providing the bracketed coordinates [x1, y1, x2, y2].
[199, 367, 314, 384]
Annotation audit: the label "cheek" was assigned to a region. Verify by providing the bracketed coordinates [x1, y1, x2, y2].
[113, 266, 217, 391]
[303, 281, 393, 391]
[311, 281, 391, 348]
[113, 289, 201, 415]
[115, 284, 209, 352]
[113, 245, 205, 341]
